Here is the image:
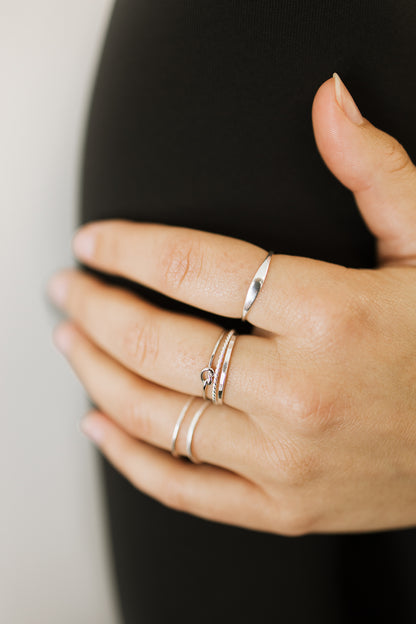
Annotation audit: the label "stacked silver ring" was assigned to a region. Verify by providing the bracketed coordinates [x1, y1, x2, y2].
[170, 397, 210, 463]
[200, 330, 227, 400]
[200, 329, 237, 405]
[211, 330, 236, 405]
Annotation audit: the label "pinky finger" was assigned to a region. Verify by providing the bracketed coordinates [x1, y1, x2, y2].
[80, 410, 269, 531]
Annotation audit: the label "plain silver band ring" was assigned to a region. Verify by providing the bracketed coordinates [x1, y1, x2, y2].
[186, 401, 210, 463]
[241, 251, 273, 321]
[171, 396, 194, 457]
[216, 334, 237, 405]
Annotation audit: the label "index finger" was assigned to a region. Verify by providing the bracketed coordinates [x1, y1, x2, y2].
[72, 220, 344, 334]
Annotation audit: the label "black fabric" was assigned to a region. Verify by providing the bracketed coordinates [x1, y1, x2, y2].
[79, 1, 416, 622]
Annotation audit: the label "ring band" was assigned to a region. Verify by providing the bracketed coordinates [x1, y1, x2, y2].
[200, 329, 227, 400]
[171, 396, 194, 457]
[186, 401, 210, 463]
[241, 251, 273, 321]
[216, 333, 237, 405]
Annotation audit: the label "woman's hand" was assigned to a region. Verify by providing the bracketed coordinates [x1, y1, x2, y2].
[47, 75, 416, 536]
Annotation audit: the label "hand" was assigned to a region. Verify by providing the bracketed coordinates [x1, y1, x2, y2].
[47, 75, 416, 536]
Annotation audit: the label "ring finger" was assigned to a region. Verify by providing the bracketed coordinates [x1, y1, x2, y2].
[54, 319, 257, 473]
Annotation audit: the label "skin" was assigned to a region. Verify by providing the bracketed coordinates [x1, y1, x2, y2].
[47, 75, 416, 536]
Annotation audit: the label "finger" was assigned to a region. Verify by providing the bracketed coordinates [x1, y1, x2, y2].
[313, 75, 416, 265]
[50, 269, 282, 416]
[54, 320, 254, 473]
[71, 219, 347, 334]
[79, 410, 272, 532]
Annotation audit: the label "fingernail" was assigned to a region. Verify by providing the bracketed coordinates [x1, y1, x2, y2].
[333, 72, 364, 125]
[47, 272, 70, 307]
[79, 416, 104, 445]
[53, 323, 74, 355]
[73, 226, 96, 260]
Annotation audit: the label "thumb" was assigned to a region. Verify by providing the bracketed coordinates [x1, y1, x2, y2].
[312, 74, 416, 266]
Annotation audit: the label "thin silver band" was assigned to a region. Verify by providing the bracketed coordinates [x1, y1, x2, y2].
[171, 396, 194, 457]
[200, 329, 227, 400]
[186, 401, 210, 463]
[241, 251, 273, 321]
[216, 334, 237, 405]
[211, 329, 236, 404]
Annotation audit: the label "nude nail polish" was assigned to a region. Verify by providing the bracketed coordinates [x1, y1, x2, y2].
[333, 72, 364, 125]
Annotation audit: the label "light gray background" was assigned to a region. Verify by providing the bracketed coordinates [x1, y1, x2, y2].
[1, 2, 123, 622]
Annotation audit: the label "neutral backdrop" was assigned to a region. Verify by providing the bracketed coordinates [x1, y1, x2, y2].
[0, 2, 122, 622]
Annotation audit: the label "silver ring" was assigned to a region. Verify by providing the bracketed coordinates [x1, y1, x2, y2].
[216, 333, 237, 405]
[200, 330, 227, 400]
[211, 329, 236, 404]
[171, 396, 194, 457]
[241, 251, 273, 321]
[186, 401, 210, 463]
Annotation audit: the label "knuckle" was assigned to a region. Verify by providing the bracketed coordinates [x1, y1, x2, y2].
[316, 289, 376, 358]
[295, 391, 337, 434]
[382, 135, 414, 177]
[268, 355, 339, 435]
[160, 236, 203, 291]
[339, 290, 375, 338]
[122, 318, 160, 370]
[310, 297, 347, 336]
[300, 295, 343, 342]
[283, 383, 328, 433]
[265, 366, 334, 435]
[307, 281, 374, 345]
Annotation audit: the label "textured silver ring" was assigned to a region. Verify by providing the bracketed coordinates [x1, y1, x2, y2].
[241, 251, 273, 321]
[211, 329, 236, 404]
[186, 401, 210, 463]
[216, 333, 237, 405]
[200, 329, 227, 400]
[171, 396, 194, 457]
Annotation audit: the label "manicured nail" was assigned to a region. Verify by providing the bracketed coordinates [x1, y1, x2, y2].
[79, 416, 104, 445]
[333, 72, 364, 125]
[72, 226, 96, 260]
[47, 272, 69, 307]
[53, 323, 74, 355]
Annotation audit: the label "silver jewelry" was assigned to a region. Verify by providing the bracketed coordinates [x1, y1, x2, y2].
[216, 333, 237, 405]
[211, 329, 236, 404]
[186, 401, 210, 463]
[241, 251, 273, 321]
[200, 330, 227, 400]
[171, 396, 194, 457]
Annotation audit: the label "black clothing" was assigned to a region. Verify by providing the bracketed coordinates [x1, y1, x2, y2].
[80, 2, 416, 622]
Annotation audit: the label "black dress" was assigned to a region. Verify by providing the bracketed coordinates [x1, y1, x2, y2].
[80, 2, 416, 622]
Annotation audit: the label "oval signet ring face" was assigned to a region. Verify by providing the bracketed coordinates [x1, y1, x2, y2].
[241, 251, 273, 322]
